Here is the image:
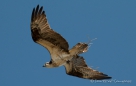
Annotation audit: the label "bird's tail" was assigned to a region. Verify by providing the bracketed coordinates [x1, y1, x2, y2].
[69, 43, 89, 55]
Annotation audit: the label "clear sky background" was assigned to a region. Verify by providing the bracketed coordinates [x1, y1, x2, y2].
[0, 0, 135, 86]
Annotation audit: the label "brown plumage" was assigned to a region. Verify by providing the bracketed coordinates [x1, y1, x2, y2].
[31, 5, 89, 67]
[64, 55, 112, 80]
[31, 5, 69, 52]
[30, 5, 112, 80]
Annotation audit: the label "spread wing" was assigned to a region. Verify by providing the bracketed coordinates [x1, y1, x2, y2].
[64, 55, 112, 80]
[31, 5, 69, 54]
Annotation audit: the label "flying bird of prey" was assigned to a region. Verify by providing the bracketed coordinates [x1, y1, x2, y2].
[30, 5, 112, 80]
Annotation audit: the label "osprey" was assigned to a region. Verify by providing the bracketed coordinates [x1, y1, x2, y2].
[30, 5, 112, 80]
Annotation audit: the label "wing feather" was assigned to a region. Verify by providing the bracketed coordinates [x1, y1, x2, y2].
[64, 55, 111, 80]
[31, 5, 69, 52]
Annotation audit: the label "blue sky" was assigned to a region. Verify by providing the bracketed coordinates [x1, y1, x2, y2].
[0, 0, 135, 86]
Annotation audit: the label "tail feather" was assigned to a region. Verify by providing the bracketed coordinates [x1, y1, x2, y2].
[69, 43, 89, 55]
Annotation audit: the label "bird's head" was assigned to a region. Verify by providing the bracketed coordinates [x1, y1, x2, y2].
[43, 62, 53, 68]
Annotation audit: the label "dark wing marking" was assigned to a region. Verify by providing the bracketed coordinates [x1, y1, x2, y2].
[64, 55, 111, 80]
[31, 5, 69, 52]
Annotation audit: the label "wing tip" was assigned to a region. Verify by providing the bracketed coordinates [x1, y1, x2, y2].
[98, 73, 112, 80]
[90, 75, 112, 80]
[102, 76, 112, 79]
[31, 4, 44, 22]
